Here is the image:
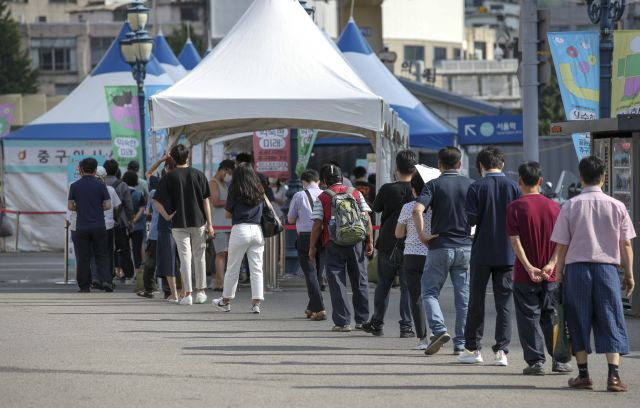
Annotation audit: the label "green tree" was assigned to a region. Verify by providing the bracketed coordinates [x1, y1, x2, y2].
[538, 69, 565, 136]
[0, 0, 39, 93]
[166, 23, 206, 58]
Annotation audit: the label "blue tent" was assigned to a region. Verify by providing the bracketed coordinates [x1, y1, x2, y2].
[178, 38, 202, 70]
[154, 30, 188, 81]
[7, 23, 173, 141]
[337, 19, 455, 149]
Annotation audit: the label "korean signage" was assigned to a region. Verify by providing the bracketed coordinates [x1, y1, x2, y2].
[296, 128, 317, 177]
[3, 139, 113, 173]
[253, 129, 290, 179]
[104, 85, 143, 169]
[0, 103, 15, 137]
[457, 115, 523, 145]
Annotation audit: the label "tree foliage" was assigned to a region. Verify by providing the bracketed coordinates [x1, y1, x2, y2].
[0, 0, 39, 94]
[166, 23, 206, 58]
[538, 69, 565, 136]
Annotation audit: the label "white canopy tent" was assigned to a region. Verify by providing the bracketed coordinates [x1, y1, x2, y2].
[150, 0, 407, 156]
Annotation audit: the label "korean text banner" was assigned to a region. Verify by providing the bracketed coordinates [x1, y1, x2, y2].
[548, 31, 599, 158]
[612, 30, 640, 115]
[253, 129, 290, 179]
[0, 103, 15, 137]
[296, 129, 317, 177]
[104, 85, 143, 169]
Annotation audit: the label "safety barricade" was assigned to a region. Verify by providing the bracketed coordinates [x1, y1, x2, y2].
[0, 208, 66, 252]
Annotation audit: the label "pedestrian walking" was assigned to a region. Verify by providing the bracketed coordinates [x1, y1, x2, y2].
[506, 161, 572, 375]
[309, 164, 373, 332]
[68, 158, 113, 292]
[412, 146, 473, 355]
[543, 156, 635, 392]
[361, 150, 417, 337]
[212, 164, 267, 313]
[288, 169, 326, 321]
[153, 144, 214, 305]
[395, 171, 434, 349]
[208, 159, 235, 291]
[458, 146, 520, 366]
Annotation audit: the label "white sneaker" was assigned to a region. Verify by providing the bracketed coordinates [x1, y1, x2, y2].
[457, 349, 483, 364]
[212, 297, 231, 312]
[494, 350, 508, 366]
[416, 339, 429, 350]
[194, 292, 207, 304]
[166, 297, 179, 304]
[179, 295, 193, 305]
[251, 304, 261, 314]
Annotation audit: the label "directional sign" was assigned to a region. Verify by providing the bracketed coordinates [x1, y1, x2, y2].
[457, 115, 523, 145]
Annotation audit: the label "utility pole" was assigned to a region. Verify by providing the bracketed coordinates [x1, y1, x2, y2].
[521, 0, 539, 162]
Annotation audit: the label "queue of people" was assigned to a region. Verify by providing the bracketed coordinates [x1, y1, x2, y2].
[66, 144, 635, 392]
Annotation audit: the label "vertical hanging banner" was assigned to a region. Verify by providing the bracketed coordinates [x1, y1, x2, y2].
[144, 85, 170, 168]
[104, 85, 143, 169]
[296, 128, 317, 176]
[612, 30, 640, 115]
[548, 31, 600, 159]
[0, 103, 15, 137]
[253, 129, 290, 179]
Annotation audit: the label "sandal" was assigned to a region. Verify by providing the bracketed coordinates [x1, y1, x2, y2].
[310, 311, 327, 321]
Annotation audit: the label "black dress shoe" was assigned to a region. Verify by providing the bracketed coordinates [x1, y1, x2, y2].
[78, 288, 90, 293]
[101, 282, 114, 292]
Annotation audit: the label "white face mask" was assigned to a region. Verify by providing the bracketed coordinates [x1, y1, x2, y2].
[223, 174, 232, 184]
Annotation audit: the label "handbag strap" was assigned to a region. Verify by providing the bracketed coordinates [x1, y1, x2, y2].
[304, 190, 314, 209]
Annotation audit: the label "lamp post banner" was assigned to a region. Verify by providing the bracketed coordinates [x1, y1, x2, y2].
[548, 31, 600, 159]
[253, 129, 290, 179]
[104, 85, 143, 170]
[295, 128, 317, 177]
[0, 103, 15, 137]
[612, 30, 640, 115]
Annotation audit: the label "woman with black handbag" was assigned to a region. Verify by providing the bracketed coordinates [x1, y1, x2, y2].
[212, 164, 269, 314]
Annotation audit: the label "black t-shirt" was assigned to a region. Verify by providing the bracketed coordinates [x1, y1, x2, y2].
[372, 181, 413, 256]
[225, 195, 263, 225]
[155, 167, 211, 229]
[417, 171, 474, 250]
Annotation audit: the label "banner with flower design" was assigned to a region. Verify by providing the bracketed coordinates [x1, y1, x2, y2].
[548, 31, 599, 159]
[612, 31, 640, 115]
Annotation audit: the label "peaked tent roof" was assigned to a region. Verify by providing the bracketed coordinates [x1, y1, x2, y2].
[151, 0, 384, 143]
[154, 30, 188, 82]
[178, 39, 202, 70]
[337, 19, 455, 149]
[8, 23, 173, 140]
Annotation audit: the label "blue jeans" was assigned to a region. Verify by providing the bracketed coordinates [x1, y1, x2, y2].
[421, 247, 471, 348]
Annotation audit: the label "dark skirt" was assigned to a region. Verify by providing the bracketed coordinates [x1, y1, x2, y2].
[156, 229, 177, 277]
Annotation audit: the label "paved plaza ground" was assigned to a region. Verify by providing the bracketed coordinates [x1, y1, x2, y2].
[1, 252, 639, 407]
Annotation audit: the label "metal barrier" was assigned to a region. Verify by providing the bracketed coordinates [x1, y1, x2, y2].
[0, 208, 66, 252]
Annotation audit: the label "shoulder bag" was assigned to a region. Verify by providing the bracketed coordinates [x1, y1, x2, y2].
[261, 194, 283, 238]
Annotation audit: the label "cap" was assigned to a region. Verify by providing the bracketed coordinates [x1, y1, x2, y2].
[96, 166, 107, 178]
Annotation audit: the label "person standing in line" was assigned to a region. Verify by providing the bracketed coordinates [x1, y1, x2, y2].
[103, 159, 135, 282]
[96, 166, 121, 285]
[396, 172, 434, 349]
[288, 169, 326, 321]
[309, 164, 373, 332]
[212, 164, 266, 314]
[362, 150, 417, 337]
[269, 177, 287, 219]
[506, 162, 572, 375]
[412, 146, 473, 355]
[458, 146, 520, 366]
[208, 160, 235, 291]
[122, 171, 146, 270]
[68, 158, 113, 292]
[154, 144, 214, 306]
[352, 166, 373, 204]
[128, 160, 148, 200]
[543, 156, 635, 392]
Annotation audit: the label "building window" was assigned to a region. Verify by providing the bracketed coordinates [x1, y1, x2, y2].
[55, 83, 78, 95]
[453, 48, 461, 60]
[434, 47, 447, 62]
[180, 7, 199, 22]
[474, 41, 487, 60]
[31, 38, 77, 72]
[404, 45, 424, 62]
[90, 37, 113, 68]
[38, 16, 47, 22]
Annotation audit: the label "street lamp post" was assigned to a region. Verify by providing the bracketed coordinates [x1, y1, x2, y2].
[587, 0, 625, 118]
[120, 0, 153, 172]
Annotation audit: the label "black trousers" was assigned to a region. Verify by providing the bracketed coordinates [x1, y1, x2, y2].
[297, 232, 325, 313]
[403, 254, 427, 339]
[72, 229, 111, 290]
[514, 281, 558, 365]
[371, 251, 412, 331]
[464, 264, 513, 353]
[130, 229, 144, 269]
[143, 239, 157, 293]
[114, 225, 135, 278]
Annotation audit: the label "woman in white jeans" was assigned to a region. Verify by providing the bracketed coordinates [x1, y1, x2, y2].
[213, 164, 265, 313]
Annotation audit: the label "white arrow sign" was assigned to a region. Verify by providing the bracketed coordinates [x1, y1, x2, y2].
[464, 124, 477, 136]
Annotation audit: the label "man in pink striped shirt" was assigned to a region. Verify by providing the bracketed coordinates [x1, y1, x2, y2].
[544, 156, 635, 392]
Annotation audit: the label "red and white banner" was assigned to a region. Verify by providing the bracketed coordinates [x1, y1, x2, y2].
[253, 129, 290, 179]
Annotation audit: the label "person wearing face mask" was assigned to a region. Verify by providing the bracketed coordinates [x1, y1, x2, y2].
[209, 160, 236, 291]
[269, 177, 287, 218]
